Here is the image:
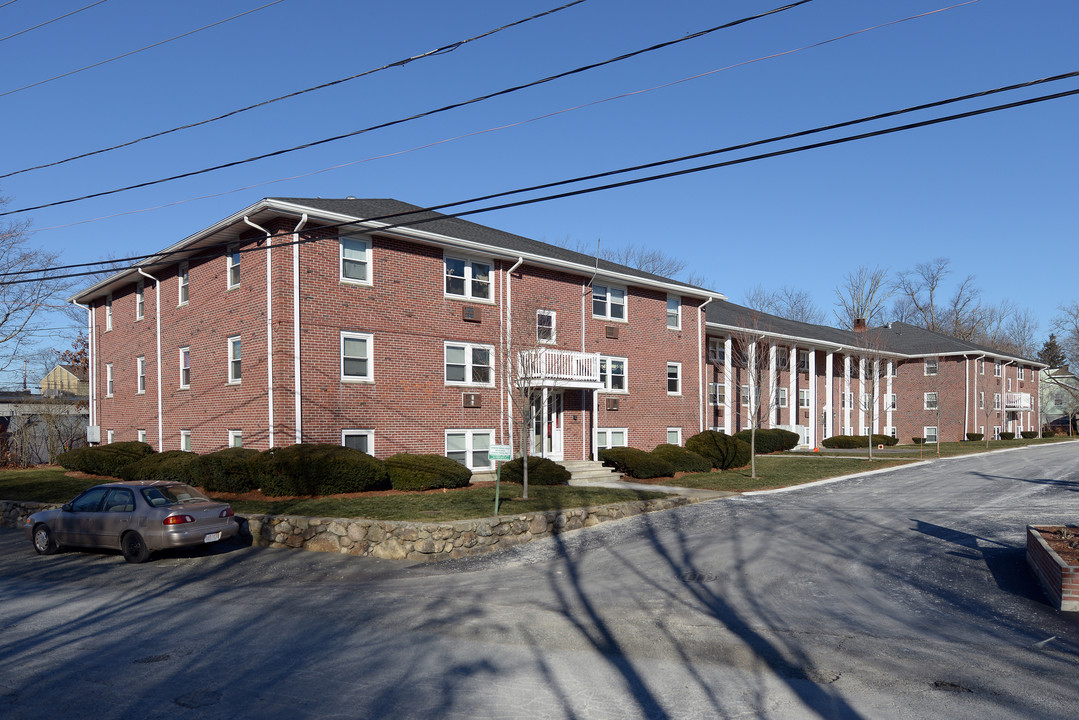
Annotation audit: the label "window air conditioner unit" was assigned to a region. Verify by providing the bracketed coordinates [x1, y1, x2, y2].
[462, 306, 481, 323]
[605, 397, 619, 411]
[463, 393, 481, 408]
[605, 326, 619, 339]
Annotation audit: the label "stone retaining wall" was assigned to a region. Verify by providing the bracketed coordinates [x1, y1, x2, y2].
[3, 496, 698, 561]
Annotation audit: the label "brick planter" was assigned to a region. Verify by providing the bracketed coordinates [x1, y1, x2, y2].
[1026, 525, 1079, 612]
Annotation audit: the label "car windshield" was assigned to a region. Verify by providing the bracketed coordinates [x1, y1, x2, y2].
[140, 484, 210, 507]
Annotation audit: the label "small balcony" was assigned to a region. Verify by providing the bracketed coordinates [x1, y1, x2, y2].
[1005, 392, 1033, 411]
[518, 349, 602, 388]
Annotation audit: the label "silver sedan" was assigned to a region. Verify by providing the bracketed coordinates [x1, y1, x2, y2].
[25, 481, 239, 563]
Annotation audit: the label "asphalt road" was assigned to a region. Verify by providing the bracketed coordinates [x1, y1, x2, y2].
[2, 444, 1078, 719]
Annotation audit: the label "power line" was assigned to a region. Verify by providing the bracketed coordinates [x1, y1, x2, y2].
[0, 0, 813, 218]
[0, 1, 284, 100]
[0, 0, 589, 181]
[4, 73, 1077, 288]
[0, 0, 107, 44]
[0, 1, 21, 10]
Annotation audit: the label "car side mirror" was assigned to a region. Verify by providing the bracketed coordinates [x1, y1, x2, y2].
[61, 503, 72, 512]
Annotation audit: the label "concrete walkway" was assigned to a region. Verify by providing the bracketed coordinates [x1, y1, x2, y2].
[568, 477, 736, 500]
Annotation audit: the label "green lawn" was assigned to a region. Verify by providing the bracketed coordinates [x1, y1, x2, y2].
[665, 455, 915, 492]
[0, 467, 101, 503]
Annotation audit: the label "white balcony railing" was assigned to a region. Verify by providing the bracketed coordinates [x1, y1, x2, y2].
[1005, 392, 1033, 411]
[517, 349, 602, 388]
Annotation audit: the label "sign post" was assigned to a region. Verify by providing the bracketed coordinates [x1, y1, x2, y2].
[489, 444, 512, 516]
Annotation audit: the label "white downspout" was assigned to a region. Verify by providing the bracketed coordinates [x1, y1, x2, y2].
[505, 257, 524, 456]
[136, 268, 163, 451]
[291, 214, 308, 444]
[697, 296, 714, 433]
[244, 217, 275, 448]
[71, 300, 93, 433]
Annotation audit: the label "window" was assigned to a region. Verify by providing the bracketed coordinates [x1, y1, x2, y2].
[227, 246, 241, 289]
[667, 427, 682, 445]
[924, 426, 938, 443]
[667, 362, 681, 395]
[137, 429, 147, 443]
[666, 295, 681, 330]
[885, 426, 897, 439]
[707, 338, 725, 364]
[106, 429, 114, 444]
[180, 430, 191, 452]
[340, 235, 371, 284]
[979, 391, 985, 409]
[1018, 366, 1025, 380]
[798, 389, 810, 408]
[862, 393, 872, 408]
[596, 428, 627, 450]
[105, 294, 113, 331]
[924, 358, 938, 376]
[537, 310, 556, 344]
[994, 360, 1001, 377]
[798, 350, 810, 372]
[778, 387, 788, 407]
[708, 383, 725, 405]
[1007, 377, 1012, 392]
[445, 342, 493, 386]
[105, 363, 114, 397]
[446, 430, 492, 470]
[841, 391, 853, 408]
[135, 281, 145, 320]
[444, 255, 491, 301]
[592, 283, 626, 321]
[179, 347, 190, 389]
[890, 362, 898, 377]
[228, 429, 242, 448]
[136, 356, 146, 394]
[993, 393, 1001, 410]
[888, 394, 897, 410]
[924, 392, 938, 410]
[178, 262, 189, 305]
[598, 356, 627, 392]
[993, 425, 1001, 440]
[228, 336, 241, 383]
[740, 385, 750, 406]
[341, 332, 373, 382]
[978, 359, 985, 375]
[777, 348, 789, 367]
[342, 429, 373, 454]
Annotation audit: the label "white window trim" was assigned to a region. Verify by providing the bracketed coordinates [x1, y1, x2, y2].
[136, 356, 146, 395]
[993, 393, 1001, 410]
[135, 281, 145, 321]
[798, 388, 810, 408]
[178, 262, 189, 306]
[444, 341, 495, 387]
[994, 361, 1002, 377]
[979, 391, 985, 409]
[592, 283, 627, 322]
[228, 429, 243, 448]
[598, 355, 628, 393]
[339, 234, 373, 286]
[445, 429, 494, 471]
[707, 338, 725, 365]
[924, 358, 938, 376]
[179, 347, 190, 389]
[596, 427, 629, 450]
[666, 294, 681, 330]
[443, 254, 494, 303]
[341, 429, 374, 454]
[137, 429, 147, 443]
[667, 427, 683, 446]
[106, 429, 114, 444]
[104, 294, 113, 332]
[180, 429, 191, 452]
[924, 392, 938, 410]
[778, 387, 788, 408]
[537, 309, 556, 344]
[924, 426, 939, 443]
[227, 245, 241, 289]
[340, 331, 374, 383]
[667, 361, 682, 396]
[105, 363, 114, 398]
[227, 336, 241, 384]
[708, 382, 725, 405]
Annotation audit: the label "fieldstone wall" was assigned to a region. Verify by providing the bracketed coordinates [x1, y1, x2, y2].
[1, 500, 60, 530]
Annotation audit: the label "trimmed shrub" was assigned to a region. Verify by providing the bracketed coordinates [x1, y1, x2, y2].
[999, 432, 1015, 440]
[821, 434, 898, 449]
[913, 437, 926, 445]
[499, 456, 571, 486]
[734, 428, 800, 454]
[598, 447, 675, 479]
[1021, 431, 1037, 439]
[385, 453, 472, 492]
[650, 444, 711, 473]
[966, 433, 984, 441]
[190, 447, 267, 494]
[119, 450, 198, 483]
[685, 431, 751, 470]
[57, 441, 155, 477]
[262, 444, 390, 496]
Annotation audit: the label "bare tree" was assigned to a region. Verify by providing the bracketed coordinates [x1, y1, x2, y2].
[549, 237, 712, 289]
[834, 265, 891, 329]
[976, 302, 1039, 357]
[1041, 371, 1079, 437]
[1052, 301, 1079, 370]
[852, 335, 891, 460]
[744, 285, 825, 325]
[729, 314, 783, 478]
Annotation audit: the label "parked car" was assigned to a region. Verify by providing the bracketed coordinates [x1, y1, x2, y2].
[25, 481, 239, 563]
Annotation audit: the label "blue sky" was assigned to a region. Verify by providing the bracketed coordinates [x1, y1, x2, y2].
[2, 0, 1077, 384]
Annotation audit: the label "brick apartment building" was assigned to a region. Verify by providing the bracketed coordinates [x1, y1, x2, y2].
[72, 197, 1043, 473]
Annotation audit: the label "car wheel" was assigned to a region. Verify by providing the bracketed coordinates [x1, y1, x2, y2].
[32, 524, 58, 555]
[121, 531, 151, 564]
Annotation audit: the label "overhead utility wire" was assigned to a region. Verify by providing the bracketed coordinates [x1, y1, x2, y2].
[0, 0, 812, 217]
[0, 1, 21, 9]
[0, 0, 106, 44]
[0, 0, 589, 180]
[4, 74, 1076, 286]
[0, 0, 284, 99]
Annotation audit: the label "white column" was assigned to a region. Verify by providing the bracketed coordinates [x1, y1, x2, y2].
[872, 360, 881, 434]
[886, 360, 894, 434]
[789, 344, 797, 431]
[747, 341, 757, 428]
[858, 357, 866, 434]
[825, 351, 834, 440]
[843, 356, 852, 434]
[808, 348, 817, 446]
[723, 336, 733, 434]
[768, 342, 777, 428]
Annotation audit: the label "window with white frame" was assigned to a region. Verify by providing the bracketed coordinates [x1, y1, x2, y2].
[342, 429, 373, 454]
[445, 342, 493, 386]
[798, 350, 810, 372]
[137, 429, 147, 443]
[993, 393, 1001, 410]
[179, 347, 191, 389]
[993, 425, 1001, 439]
[536, 310, 556, 344]
[778, 387, 788, 407]
[885, 426, 897, 439]
[227, 246, 241, 289]
[135, 281, 145, 320]
[977, 359, 985, 374]
[841, 391, 853, 408]
[444, 255, 491, 301]
[228, 429, 242, 448]
[228, 336, 241, 383]
[994, 360, 1001, 377]
[340, 235, 371, 284]
[708, 383, 725, 405]
[740, 384, 750, 406]
[924, 426, 938, 443]
[979, 391, 985, 409]
[341, 332, 373, 382]
[136, 356, 146, 394]
[178, 262, 189, 305]
[667, 427, 682, 445]
[889, 393, 897, 410]
[105, 363, 114, 397]
[106, 429, 114, 444]
[592, 283, 626, 321]
[707, 337, 725, 364]
[862, 392, 872, 408]
[1018, 366, 1025, 380]
[446, 429, 492, 470]
[798, 389, 810, 408]
[777, 348, 789, 367]
[105, 294, 113, 331]
[666, 295, 681, 330]
[596, 428, 627, 450]
[890, 362, 898, 377]
[924, 358, 938, 376]
[180, 430, 191, 452]
[1007, 377, 1012, 392]
[924, 392, 938, 410]
[599, 356, 626, 392]
[667, 362, 681, 395]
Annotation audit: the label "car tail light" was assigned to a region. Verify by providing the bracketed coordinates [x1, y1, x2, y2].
[220, 507, 234, 518]
[163, 514, 196, 525]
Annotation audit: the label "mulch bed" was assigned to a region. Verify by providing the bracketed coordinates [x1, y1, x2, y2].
[1038, 526, 1079, 566]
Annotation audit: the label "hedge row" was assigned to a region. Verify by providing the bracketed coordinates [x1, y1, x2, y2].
[598, 448, 676, 479]
[498, 456, 571, 485]
[821, 434, 899, 449]
[685, 431, 751, 471]
[57, 441, 156, 477]
[734, 428, 800, 454]
[966, 433, 984, 441]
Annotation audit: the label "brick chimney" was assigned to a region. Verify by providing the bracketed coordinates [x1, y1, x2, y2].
[853, 318, 867, 333]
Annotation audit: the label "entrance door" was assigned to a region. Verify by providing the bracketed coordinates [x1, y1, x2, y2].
[531, 391, 564, 460]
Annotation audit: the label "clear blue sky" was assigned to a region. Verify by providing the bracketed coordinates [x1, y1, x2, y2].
[2, 0, 1076, 385]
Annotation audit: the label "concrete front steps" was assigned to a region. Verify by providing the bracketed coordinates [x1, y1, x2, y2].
[557, 460, 623, 484]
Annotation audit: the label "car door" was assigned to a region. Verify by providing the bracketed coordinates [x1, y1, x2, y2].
[51, 487, 109, 547]
[93, 488, 136, 548]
